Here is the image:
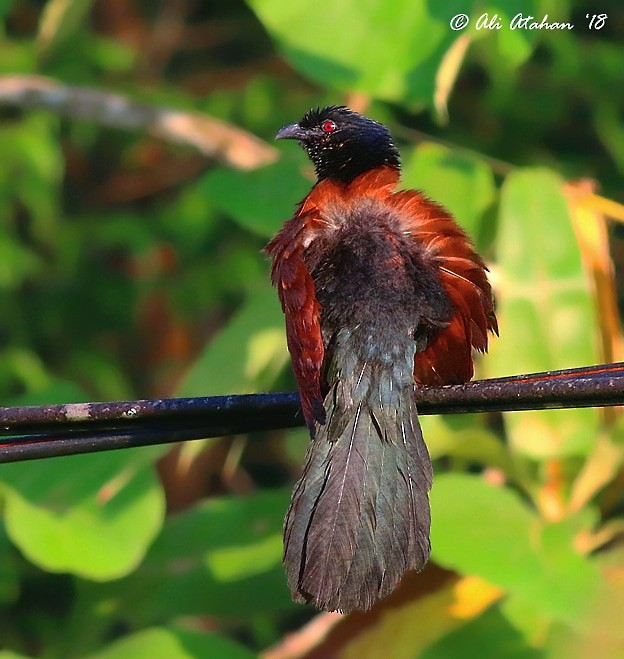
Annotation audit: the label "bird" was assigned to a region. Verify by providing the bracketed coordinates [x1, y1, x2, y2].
[265, 106, 497, 613]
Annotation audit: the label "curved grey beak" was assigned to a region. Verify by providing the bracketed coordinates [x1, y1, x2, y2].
[275, 122, 307, 141]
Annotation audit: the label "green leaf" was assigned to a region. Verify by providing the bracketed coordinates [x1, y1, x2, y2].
[37, 0, 95, 58]
[424, 415, 523, 485]
[0, 448, 165, 580]
[5, 377, 87, 406]
[402, 142, 495, 242]
[199, 150, 311, 238]
[178, 283, 288, 397]
[88, 489, 294, 621]
[247, 0, 469, 105]
[431, 473, 603, 624]
[0, 348, 51, 396]
[0, 0, 16, 21]
[85, 627, 255, 659]
[422, 605, 542, 659]
[0, 40, 37, 74]
[0, 229, 41, 289]
[483, 0, 540, 67]
[499, 595, 551, 650]
[0, 523, 19, 605]
[488, 168, 599, 457]
[0, 113, 63, 245]
[595, 100, 624, 175]
[87, 36, 137, 73]
[206, 532, 283, 582]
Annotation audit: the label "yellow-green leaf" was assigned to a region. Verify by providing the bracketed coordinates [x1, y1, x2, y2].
[488, 168, 600, 457]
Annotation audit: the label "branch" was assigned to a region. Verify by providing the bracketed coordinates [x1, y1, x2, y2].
[2, 363, 624, 463]
[0, 75, 278, 170]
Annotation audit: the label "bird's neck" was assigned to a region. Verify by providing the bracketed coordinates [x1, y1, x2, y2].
[309, 143, 401, 184]
[316, 160, 400, 184]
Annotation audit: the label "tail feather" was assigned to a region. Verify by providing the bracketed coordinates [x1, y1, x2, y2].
[334, 406, 387, 608]
[283, 352, 432, 613]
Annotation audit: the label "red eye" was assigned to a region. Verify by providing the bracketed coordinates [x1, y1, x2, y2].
[321, 119, 337, 133]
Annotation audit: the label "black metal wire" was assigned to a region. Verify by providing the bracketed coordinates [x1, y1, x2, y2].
[2, 362, 624, 463]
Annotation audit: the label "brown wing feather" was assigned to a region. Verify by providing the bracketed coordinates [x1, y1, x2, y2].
[387, 189, 497, 385]
[265, 207, 326, 431]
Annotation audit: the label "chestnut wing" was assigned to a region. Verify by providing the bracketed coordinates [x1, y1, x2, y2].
[388, 190, 497, 385]
[266, 212, 326, 431]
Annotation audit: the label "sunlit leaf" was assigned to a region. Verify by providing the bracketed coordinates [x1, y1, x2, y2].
[431, 473, 603, 624]
[85, 627, 255, 659]
[423, 605, 540, 658]
[248, 0, 473, 105]
[0, 449, 165, 580]
[569, 434, 624, 513]
[486, 0, 540, 66]
[206, 532, 283, 582]
[199, 150, 311, 238]
[85, 489, 294, 620]
[421, 414, 524, 486]
[178, 283, 288, 397]
[488, 168, 600, 457]
[499, 594, 549, 652]
[565, 179, 623, 367]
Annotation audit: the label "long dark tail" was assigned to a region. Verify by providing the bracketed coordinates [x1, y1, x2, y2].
[283, 337, 432, 613]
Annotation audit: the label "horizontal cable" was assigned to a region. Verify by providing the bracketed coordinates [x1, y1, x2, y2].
[1, 362, 624, 463]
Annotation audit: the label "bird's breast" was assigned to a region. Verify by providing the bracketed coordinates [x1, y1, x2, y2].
[304, 197, 453, 342]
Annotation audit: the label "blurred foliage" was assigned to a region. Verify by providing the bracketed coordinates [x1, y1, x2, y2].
[1, 0, 624, 657]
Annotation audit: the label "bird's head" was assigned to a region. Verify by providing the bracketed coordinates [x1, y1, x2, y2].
[276, 106, 401, 183]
